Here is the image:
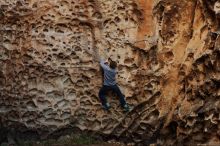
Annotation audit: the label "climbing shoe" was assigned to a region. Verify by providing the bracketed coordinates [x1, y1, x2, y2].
[103, 103, 111, 111]
[123, 104, 131, 112]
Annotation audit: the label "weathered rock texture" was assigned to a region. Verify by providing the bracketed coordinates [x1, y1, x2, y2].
[0, 0, 220, 145]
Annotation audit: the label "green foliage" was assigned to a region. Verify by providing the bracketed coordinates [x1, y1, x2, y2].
[17, 133, 100, 146]
[17, 141, 35, 146]
[70, 134, 99, 145]
[1, 143, 8, 146]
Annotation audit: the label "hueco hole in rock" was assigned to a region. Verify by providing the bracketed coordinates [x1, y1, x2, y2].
[0, 0, 220, 146]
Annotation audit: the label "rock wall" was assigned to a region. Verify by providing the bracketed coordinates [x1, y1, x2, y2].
[0, 0, 219, 145]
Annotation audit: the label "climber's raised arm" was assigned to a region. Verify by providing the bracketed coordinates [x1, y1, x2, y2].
[98, 55, 131, 112]
[100, 58, 109, 70]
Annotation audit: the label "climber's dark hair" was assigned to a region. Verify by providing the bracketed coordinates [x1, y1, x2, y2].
[109, 60, 117, 69]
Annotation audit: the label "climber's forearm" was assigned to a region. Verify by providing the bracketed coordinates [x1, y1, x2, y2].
[92, 48, 110, 63]
[91, 49, 101, 62]
[94, 53, 101, 62]
[100, 59, 109, 70]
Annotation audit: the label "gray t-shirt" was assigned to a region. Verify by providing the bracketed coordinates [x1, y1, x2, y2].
[100, 59, 117, 86]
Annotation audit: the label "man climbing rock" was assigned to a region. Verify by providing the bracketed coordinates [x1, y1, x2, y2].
[98, 57, 131, 112]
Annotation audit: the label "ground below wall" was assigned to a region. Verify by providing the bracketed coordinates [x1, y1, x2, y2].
[0, 0, 220, 145]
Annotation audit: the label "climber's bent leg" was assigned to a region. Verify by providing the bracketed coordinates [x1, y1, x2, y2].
[111, 84, 126, 107]
[99, 85, 110, 109]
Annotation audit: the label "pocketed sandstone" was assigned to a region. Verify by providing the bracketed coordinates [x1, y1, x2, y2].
[0, 0, 219, 145]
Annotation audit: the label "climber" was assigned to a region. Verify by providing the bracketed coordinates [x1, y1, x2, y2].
[98, 57, 131, 112]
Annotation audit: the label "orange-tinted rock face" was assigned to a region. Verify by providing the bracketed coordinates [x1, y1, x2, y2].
[135, 0, 156, 49]
[0, 0, 220, 145]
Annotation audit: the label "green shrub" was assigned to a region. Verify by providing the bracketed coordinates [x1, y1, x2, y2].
[17, 133, 100, 146]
